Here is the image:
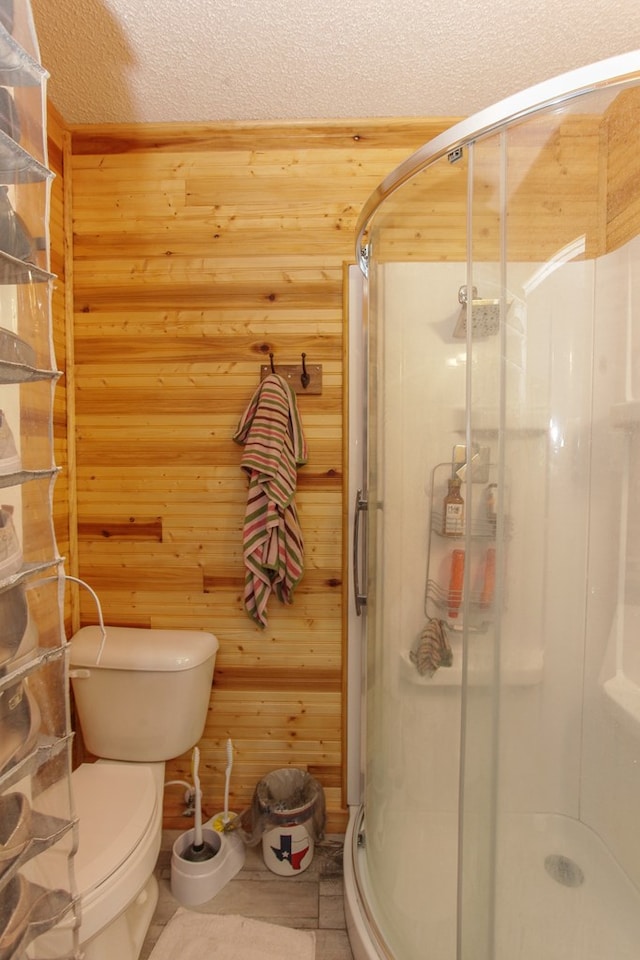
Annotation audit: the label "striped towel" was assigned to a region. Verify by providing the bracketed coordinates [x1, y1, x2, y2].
[233, 374, 308, 628]
[409, 619, 453, 677]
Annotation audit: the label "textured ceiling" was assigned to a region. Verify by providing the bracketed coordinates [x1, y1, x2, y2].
[30, 0, 640, 125]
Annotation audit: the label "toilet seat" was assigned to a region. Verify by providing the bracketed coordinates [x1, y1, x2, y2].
[71, 761, 163, 944]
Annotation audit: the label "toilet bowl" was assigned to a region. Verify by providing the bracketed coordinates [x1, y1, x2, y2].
[26, 761, 163, 960]
[70, 761, 163, 956]
[30, 625, 219, 960]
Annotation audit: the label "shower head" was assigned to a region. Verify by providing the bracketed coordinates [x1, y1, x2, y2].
[452, 285, 501, 339]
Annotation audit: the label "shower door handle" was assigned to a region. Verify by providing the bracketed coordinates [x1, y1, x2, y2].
[353, 489, 368, 615]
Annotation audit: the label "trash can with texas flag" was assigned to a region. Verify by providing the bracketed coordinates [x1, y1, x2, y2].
[255, 769, 325, 876]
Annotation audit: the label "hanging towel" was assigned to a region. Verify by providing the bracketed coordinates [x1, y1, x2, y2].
[233, 374, 308, 628]
[410, 618, 453, 677]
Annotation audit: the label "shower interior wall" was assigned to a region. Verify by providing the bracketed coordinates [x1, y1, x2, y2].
[378, 245, 640, 876]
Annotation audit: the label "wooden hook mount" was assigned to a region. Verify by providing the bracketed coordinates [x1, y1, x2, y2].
[260, 352, 322, 395]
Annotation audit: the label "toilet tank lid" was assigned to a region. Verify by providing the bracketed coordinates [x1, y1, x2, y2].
[70, 626, 219, 671]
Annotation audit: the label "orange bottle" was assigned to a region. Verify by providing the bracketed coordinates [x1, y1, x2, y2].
[448, 549, 465, 618]
[480, 547, 496, 608]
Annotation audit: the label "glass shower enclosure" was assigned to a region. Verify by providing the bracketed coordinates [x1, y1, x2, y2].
[345, 51, 640, 960]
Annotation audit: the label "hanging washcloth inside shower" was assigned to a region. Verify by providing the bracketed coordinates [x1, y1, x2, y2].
[410, 618, 453, 677]
[233, 373, 308, 628]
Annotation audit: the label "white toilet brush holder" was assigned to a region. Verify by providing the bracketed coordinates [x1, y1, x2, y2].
[170, 824, 245, 906]
[170, 742, 245, 906]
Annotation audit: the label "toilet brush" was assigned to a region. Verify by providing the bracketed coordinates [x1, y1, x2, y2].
[181, 746, 217, 862]
[212, 738, 236, 831]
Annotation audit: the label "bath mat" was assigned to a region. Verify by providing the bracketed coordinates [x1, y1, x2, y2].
[148, 909, 315, 960]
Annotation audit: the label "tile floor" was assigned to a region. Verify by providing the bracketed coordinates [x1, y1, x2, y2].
[140, 831, 355, 960]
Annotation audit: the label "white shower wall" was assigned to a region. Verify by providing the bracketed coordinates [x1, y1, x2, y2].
[377, 250, 640, 877]
[581, 235, 640, 890]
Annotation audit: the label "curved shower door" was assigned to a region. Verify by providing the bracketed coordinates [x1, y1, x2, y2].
[350, 53, 640, 960]
[459, 81, 640, 960]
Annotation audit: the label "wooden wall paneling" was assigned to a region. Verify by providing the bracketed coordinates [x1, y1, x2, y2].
[604, 88, 640, 252]
[373, 114, 605, 264]
[68, 119, 452, 832]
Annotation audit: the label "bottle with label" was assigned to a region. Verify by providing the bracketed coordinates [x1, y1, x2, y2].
[442, 477, 464, 536]
[485, 483, 498, 527]
[448, 548, 465, 618]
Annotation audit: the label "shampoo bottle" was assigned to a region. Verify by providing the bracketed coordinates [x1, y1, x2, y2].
[442, 477, 464, 537]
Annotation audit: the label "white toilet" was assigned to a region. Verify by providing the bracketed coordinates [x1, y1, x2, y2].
[33, 625, 219, 960]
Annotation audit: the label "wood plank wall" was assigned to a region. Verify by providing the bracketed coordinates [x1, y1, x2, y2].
[65, 119, 452, 830]
[604, 88, 640, 252]
[372, 113, 606, 263]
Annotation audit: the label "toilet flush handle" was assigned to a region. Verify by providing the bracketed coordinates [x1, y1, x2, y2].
[68, 668, 91, 679]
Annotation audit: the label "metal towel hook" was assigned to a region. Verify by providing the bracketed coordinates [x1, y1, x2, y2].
[301, 353, 310, 388]
[269, 352, 276, 373]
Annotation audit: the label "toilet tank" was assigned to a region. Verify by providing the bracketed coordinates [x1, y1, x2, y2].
[69, 626, 218, 762]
